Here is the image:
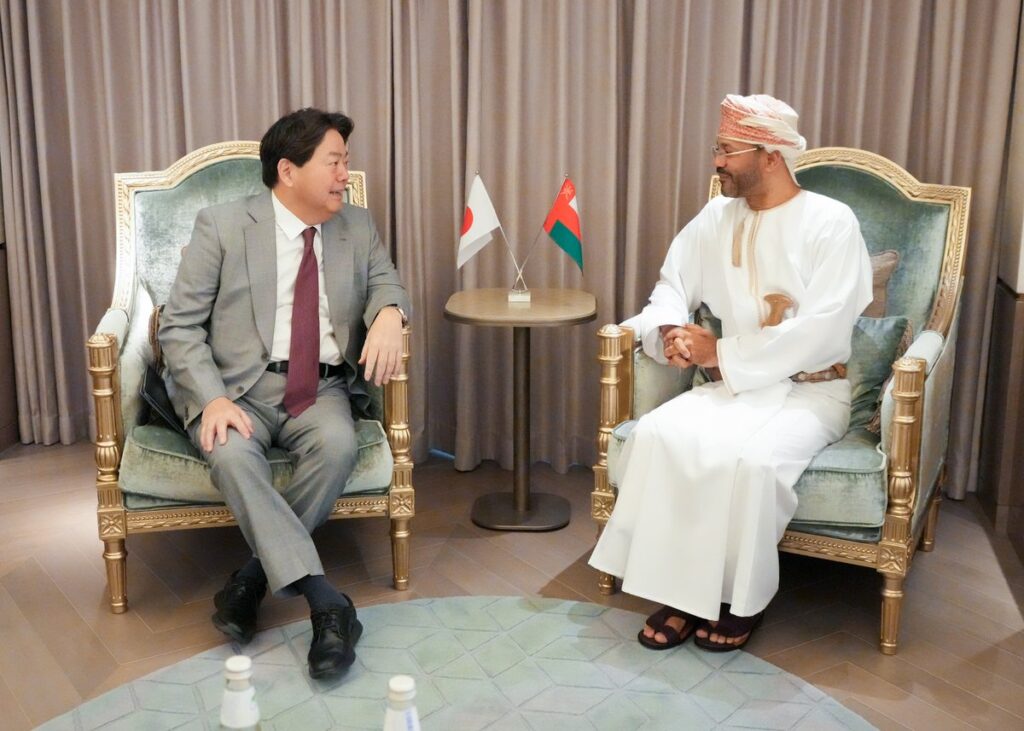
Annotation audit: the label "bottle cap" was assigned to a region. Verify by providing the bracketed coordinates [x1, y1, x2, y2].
[224, 655, 253, 681]
[387, 674, 416, 701]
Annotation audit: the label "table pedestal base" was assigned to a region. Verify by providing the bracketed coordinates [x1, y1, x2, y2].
[470, 492, 571, 532]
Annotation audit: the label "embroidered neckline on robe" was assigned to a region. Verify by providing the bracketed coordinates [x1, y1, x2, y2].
[732, 209, 766, 323]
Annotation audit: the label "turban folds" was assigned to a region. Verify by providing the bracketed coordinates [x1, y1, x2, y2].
[718, 94, 806, 182]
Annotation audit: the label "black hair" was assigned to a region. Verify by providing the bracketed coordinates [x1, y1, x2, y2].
[259, 108, 354, 188]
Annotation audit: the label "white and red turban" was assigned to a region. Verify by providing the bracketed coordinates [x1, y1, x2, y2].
[718, 94, 806, 182]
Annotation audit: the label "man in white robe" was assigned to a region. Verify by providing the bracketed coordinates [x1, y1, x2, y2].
[589, 94, 873, 651]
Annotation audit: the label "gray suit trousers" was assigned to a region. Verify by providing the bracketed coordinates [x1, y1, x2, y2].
[189, 370, 357, 594]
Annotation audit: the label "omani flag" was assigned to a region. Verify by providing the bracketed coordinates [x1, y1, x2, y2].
[457, 175, 501, 268]
[542, 178, 583, 271]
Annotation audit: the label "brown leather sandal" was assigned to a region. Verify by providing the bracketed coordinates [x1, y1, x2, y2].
[637, 606, 699, 650]
[694, 610, 764, 652]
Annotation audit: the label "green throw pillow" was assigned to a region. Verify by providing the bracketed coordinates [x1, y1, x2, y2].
[847, 315, 913, 432]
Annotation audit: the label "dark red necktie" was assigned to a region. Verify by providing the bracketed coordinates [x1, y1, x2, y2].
[283, 227, 320, 417]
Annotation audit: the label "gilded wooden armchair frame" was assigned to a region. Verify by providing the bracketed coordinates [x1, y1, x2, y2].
[592, 147, 971, 654]
[87, 141, 413, 613]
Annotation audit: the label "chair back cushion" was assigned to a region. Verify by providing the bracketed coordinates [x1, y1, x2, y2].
[794, 165, 948, 335]
[134, 158, 264, 306]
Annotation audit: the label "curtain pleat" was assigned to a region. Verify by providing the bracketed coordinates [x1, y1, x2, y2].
[0, 0, 1019, 501]
[391, 0, 466, 459]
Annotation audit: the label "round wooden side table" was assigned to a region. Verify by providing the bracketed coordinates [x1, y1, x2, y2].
[444, 288, 597, 531]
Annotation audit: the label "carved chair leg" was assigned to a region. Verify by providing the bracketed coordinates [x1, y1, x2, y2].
[592, 524, 618, 595]
[920, 491, 942, 552]
[598, 571, 617, 596]
[880, 573, 904, 655]
[390, 517, 410, 590]
[104, 538, 128, 614]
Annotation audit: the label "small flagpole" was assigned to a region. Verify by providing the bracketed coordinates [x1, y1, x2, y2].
[495, 222, 527, 290]
[463, 171, 526, 288]
[473, 169, 527, 289]
[514, 229, 546, 281]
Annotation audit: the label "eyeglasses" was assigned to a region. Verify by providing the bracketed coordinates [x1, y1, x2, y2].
[711, 144, 763, 160]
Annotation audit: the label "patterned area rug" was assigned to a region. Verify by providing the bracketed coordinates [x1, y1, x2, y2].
[40, 596, 874, 730]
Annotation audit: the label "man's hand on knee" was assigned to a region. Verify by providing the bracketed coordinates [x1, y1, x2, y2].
[200, 397, 254, 453]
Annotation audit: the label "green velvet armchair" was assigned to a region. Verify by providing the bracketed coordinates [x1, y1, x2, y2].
[87, 142, 414, 613]
[591, 147, 971, 654]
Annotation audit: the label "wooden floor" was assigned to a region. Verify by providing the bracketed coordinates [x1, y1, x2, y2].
[1, 442, 1022, 730]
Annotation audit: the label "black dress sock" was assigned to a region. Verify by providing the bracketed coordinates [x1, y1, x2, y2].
[293, 574, 347, 613]
[238, 557, 267, 585]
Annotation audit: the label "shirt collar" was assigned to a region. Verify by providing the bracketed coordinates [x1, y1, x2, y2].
[271, 191, 321, 241]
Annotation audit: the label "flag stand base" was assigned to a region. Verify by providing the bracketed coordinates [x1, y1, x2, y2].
[507, 288, 531, 303]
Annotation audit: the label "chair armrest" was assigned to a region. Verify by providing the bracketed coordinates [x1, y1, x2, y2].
[594, 323, 695, 520]
[93, 308, 130, 351]
[383, 325, 413, 489]
[881, 318, 958, 507]
[876, 320, 959, 553]
[879, 330, 944, 450]
[87, 314, 129, 504]
[88, 308, 131, 452]
[633, 346, 697, 418]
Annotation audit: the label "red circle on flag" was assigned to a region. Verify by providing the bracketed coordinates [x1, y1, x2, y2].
[461, 207, 473, 236]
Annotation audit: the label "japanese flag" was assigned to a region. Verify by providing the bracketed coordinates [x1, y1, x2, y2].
[457, 175, 501, 268]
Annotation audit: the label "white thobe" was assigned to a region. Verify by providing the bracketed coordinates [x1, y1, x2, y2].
[589, 190, 873, 619]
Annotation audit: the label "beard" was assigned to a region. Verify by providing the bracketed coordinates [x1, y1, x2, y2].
[717, 166, 761, 198]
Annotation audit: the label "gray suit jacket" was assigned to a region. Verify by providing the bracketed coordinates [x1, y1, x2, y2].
[159, 191, 410, 427]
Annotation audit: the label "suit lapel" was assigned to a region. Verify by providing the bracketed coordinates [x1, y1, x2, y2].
[322, 211, 354, 339]
[244, 192, 277, 354]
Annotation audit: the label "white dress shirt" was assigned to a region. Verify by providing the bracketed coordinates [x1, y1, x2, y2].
[270, 192, 343, 365]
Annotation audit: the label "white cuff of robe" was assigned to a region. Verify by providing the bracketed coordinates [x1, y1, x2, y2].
[627, 306, 687, 365]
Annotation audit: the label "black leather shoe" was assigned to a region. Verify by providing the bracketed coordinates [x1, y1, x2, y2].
[307, 600, 363, 679]
[211, 571, 267, 644]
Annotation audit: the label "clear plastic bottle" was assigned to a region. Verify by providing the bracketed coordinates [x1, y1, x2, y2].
[382, 675, 421, 731]
[220, 655, 261, 730]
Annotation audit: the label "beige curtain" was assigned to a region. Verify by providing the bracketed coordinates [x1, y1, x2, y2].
[390, 0, 466, 456]
[1, 0, 1020, 501]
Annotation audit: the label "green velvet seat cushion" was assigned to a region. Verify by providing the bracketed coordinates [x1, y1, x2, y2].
[119, 419, 393, 508]
[607, 421, 887, 530]
[789, 428, 887, 527]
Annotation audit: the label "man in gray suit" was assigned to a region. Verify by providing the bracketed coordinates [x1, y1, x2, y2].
[159, 108, 410, 678]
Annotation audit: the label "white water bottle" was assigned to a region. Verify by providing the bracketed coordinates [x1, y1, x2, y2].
[220, 655, 261, 730]
[383, 675, 421, 731]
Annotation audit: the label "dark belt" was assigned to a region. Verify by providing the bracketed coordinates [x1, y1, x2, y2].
[266, 360, 346, 378]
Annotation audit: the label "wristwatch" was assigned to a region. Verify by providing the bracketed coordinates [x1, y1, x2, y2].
[390, 305, 408, 325]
